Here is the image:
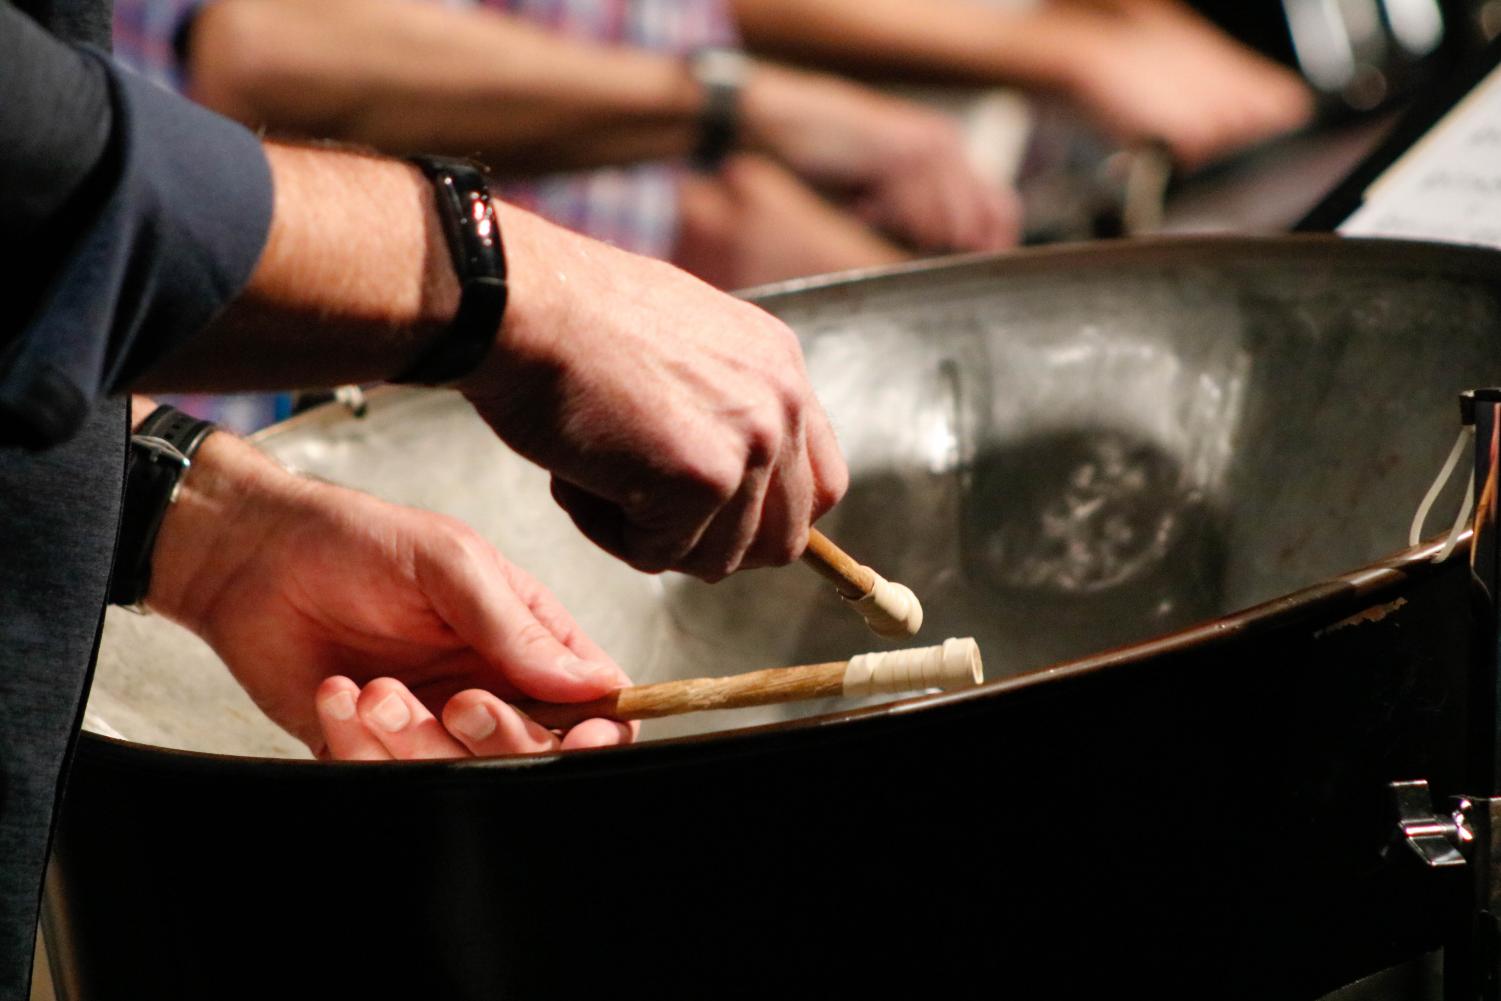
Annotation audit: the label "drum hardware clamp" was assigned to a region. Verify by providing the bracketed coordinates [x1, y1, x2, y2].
[1386, 779, 1473, 869]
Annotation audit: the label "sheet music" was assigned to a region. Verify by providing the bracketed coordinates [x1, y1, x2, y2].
[1340, 62, 1501, 249]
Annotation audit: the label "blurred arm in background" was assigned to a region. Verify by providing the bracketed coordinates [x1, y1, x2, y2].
[176, 0, 1018, 282]
[730, 0, 1316, 170]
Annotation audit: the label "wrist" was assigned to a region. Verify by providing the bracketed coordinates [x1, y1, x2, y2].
[112, 406, 223, 607]
[144, 430, 318, 632]
[452, 200, 570, 401]
[391, 157, 508, 385]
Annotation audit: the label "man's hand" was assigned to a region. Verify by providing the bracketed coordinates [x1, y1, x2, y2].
[461, 202, 849, 581]
[143, 419, 634, 758]
[1051, 0, 1315, 169]
[742, 64, 1021, 253]
[148, 146, 851, 582]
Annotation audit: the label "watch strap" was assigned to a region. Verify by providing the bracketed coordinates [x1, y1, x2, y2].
[109, 405, 218, 607]
[136, 403, 219, 460]
[393, 156, 508, 385]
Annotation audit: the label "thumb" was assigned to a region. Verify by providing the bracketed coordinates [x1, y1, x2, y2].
[417, 530, 622, 703]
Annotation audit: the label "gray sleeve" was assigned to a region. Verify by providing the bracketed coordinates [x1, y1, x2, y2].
[0, 3, 273, 448]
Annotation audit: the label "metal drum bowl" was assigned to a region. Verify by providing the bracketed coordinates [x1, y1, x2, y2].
[47, 237, 1501, 999]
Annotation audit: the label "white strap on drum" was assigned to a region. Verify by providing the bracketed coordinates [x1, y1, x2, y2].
[1409, 425, 1476, 564]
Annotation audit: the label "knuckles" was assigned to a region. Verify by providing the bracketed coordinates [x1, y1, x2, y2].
[813, 461, 849, 520]
[430, 517, 492, 568]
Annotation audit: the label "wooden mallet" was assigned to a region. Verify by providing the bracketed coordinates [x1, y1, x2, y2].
[801, 528, 924, 639]
[514, 637, 982, 730]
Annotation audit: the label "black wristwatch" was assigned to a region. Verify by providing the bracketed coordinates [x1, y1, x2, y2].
[689, 48, 746, 171]
[393, 156, 508, 385]
[109, 405, 218, 607]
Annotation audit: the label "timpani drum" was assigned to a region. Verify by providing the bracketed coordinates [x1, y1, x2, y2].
[47, 237, 1501, 999]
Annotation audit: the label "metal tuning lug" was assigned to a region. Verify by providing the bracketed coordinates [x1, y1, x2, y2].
[1388, 780, 1472, 868]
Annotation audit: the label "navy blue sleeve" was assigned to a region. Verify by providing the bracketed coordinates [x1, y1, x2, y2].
[0, 2, 272, 449]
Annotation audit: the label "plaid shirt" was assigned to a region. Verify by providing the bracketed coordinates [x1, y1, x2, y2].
[113, 0, 737, 259]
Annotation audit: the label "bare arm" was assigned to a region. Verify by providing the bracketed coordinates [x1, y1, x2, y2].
[138, 143, 458, 391]
[187, 0, 704, 174]
[179, 1, 1018, 254]
[138, 140, 848, 579]
[730, 0, 1315, 167]
[731, 0, 1077, 89]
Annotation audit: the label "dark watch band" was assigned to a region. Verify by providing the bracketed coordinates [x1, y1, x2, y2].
[109, 405, 218, 607]
[689, 48, 746, 171]
[393, 156, 508, 385]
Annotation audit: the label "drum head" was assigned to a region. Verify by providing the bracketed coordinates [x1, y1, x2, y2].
[86, 236, 1501, 756]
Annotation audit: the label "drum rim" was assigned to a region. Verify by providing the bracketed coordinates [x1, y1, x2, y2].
[75, 531, 1462, 774]
[736, 232, 1501, 305]
[87, 234, 1501, 774]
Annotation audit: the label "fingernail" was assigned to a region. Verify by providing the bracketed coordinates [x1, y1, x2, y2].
[558, 655, 616, 684]
[321, 691, 356, 722]
[369, 694, 411, 733]
[451, 704, 497, 742]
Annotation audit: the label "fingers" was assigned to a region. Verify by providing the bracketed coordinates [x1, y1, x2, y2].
[677, 464, 774, 580]
[556, 473, 724, 575]
[563, 428, 839, 579]
[447, 690, 634, 753]
[315, 680, 637, 761]
[617, 474, 725, 573]
[417, 529, 624, 703]
[549, 478, 624, 559]
[316, 676, 392, 761]
[442, 688, 561, 755]
[738, 427, 811, 571]
[499, 554, 618, 667]
[560, 717, 636, 750]
[325, 677, 470, 760]
[805, 397, 849, 524]
[868, 157, 1017, 254]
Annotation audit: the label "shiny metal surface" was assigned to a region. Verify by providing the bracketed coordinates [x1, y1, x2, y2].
[1389, 779, 1469, 868]
[87, 235, 1501, 756]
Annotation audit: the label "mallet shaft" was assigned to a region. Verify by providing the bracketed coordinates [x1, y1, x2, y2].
[516, 638, 982, 730]
[801, 528, 876, 599]
[520, 663, 848, 730]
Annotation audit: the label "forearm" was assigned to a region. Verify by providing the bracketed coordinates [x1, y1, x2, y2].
[138, 142, 456, 390]
[730, 0, 1081, 90]
[139, 139, 612, 394]
[187, 0, 704, 174]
